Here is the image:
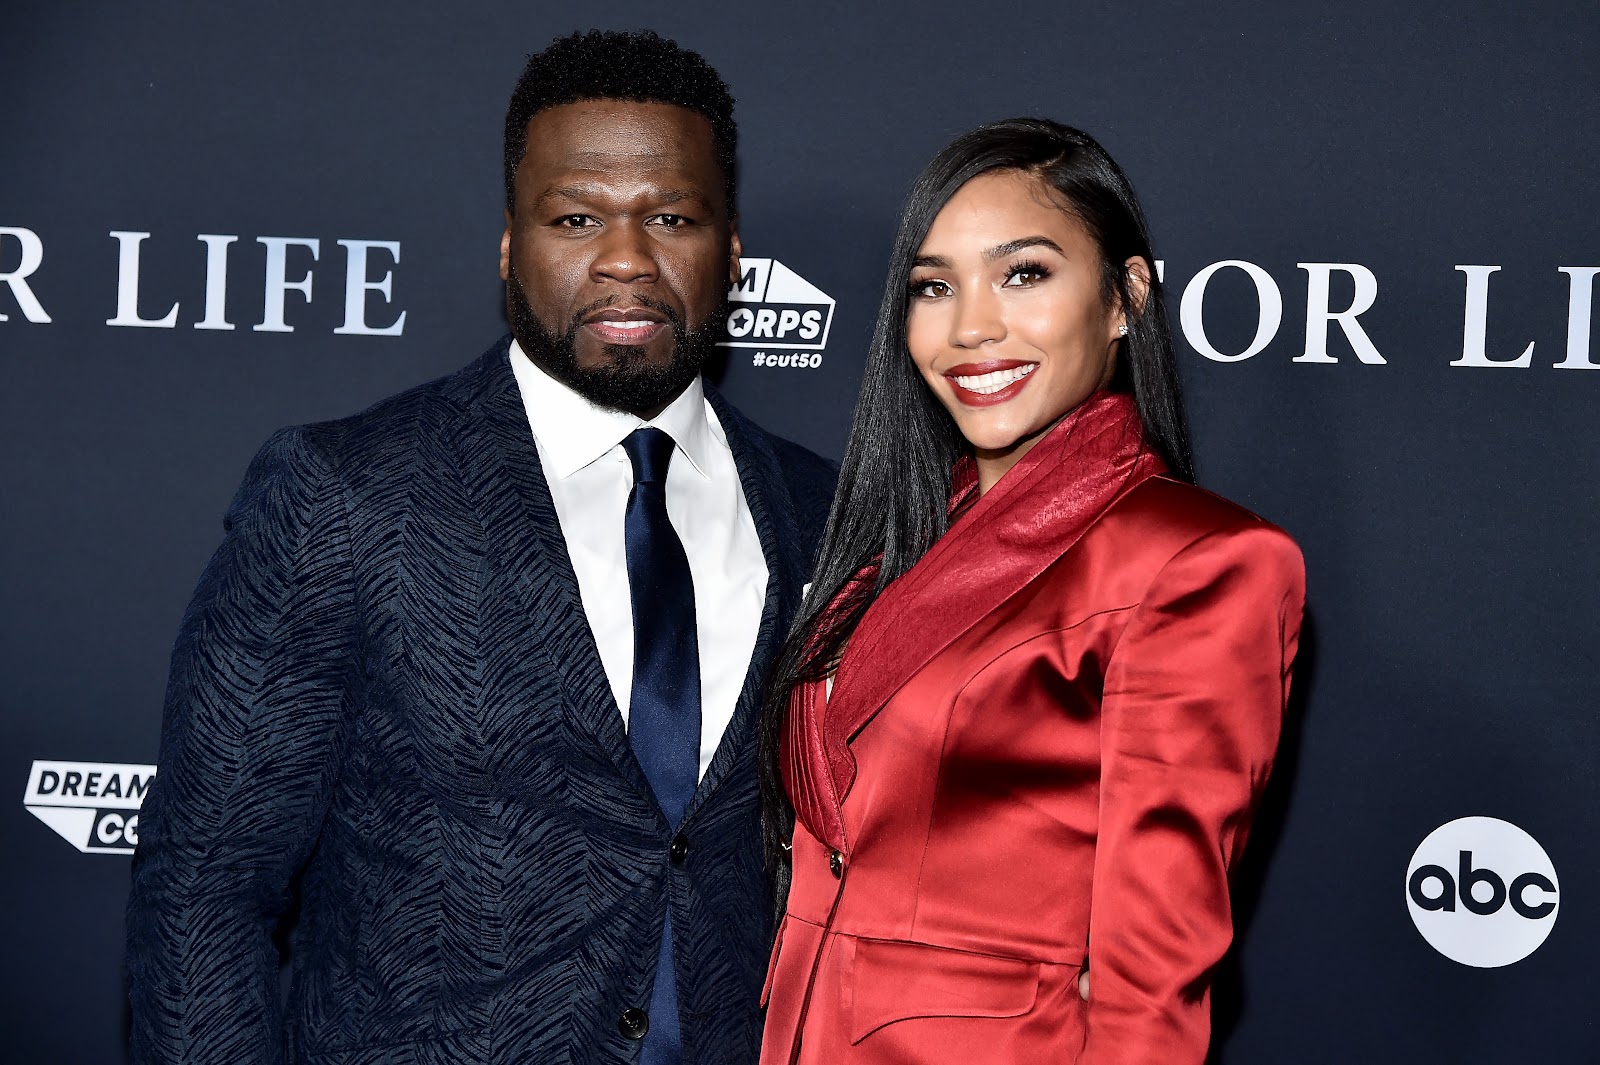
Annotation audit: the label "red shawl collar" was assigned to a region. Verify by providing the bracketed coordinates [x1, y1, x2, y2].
[783, 391, 1167, 852]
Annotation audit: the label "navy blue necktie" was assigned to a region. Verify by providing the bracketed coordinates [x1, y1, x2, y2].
[622, 427, 700, 1065]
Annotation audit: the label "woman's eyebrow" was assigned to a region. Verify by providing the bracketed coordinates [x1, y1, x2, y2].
[984, 235, 1064, 262]
[912, 236, 1066, 270]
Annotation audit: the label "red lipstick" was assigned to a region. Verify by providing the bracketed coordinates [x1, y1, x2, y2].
[942, 359, 1039, 408]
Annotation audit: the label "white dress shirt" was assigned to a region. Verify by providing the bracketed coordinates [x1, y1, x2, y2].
[509, 340, 769, 781]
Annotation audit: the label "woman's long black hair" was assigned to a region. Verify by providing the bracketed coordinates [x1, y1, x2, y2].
[758, 118, 1193, 910]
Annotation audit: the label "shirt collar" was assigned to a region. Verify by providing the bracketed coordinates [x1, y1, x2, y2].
[508, 338, 714, 481]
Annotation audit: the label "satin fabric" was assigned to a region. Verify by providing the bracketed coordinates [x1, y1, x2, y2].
[762, 393, 1305, 1065]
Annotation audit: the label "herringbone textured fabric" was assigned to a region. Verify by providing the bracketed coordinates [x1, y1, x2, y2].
[125, 337, 836, 1065]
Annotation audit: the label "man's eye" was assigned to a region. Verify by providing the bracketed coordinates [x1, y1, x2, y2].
[651, 214, 689, 227]
[554, 215, 598, 228]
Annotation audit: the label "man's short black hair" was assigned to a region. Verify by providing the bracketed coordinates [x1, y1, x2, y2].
[504, 29, 738, 216]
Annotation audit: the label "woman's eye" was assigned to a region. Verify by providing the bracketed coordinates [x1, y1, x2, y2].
[1004, 266, 1047, 286]
[911, 279, 951, 299]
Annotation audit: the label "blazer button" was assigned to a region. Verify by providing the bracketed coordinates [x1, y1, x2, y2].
[829, 850, 844, 878]
[618, 1007, 650, 1040]
[669, 833, 690, 865]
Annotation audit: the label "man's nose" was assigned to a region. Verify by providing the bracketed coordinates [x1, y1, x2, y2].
[590, 223, 660, 285]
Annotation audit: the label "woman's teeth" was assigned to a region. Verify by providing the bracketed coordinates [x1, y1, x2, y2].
[952, 364, 1036, 395]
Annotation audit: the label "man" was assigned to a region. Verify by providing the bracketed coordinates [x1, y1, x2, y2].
[126, 30, 835, 1065]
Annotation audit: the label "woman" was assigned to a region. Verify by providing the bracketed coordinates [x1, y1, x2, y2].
[757, 118, 1305, 1065]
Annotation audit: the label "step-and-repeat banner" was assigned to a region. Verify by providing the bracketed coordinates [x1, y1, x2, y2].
[3, 3, 1594, 1062]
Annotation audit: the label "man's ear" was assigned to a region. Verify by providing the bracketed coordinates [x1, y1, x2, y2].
[499, 210, 513, 282]
[728, 226, 744, 286]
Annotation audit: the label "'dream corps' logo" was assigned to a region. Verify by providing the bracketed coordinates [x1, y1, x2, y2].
[23, 760, 157, 854]
[719, 258, 835, 354]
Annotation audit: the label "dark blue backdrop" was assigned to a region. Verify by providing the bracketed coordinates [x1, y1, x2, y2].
[3, 3, 1596, 1062]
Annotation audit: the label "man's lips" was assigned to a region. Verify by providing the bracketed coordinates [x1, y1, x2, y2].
[583, 307, 670, 346]
[943, 359, 1039, 406]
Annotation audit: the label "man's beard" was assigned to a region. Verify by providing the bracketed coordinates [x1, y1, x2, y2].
[506, 262, 728, 415]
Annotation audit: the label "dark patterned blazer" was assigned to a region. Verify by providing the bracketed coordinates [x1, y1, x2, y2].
[125, 337, 836, 1065]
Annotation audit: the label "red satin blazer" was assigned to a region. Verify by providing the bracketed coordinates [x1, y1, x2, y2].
[760, 394, 1305, 1065]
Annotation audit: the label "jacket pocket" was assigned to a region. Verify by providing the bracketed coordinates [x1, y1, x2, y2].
[847, 937, 1040, 1044]
[298, 1028, 489, 1064]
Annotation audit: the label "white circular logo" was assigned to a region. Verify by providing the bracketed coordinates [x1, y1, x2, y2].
[1406, 816, 1559, 967]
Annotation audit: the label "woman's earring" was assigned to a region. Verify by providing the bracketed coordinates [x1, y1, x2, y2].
[1118, 322, 1130, 337]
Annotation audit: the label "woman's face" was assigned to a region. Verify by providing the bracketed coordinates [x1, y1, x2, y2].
[906, 169, 1130, 478]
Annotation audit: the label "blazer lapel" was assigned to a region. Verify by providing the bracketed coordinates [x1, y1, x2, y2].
[821, 393, 1166, 806]
[683, 387, 805, 821]
[456, 339, 662, 817]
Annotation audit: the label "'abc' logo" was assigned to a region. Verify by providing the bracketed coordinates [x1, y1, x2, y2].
[1405, 816, 1558, 967]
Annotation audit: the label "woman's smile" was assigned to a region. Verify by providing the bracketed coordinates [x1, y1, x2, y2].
[943, 360, 1038, 404]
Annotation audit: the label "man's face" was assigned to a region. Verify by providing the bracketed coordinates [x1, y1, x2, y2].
[501, 99, 741, 417]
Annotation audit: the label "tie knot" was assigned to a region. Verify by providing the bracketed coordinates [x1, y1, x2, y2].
[623, 427, 676, 486]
